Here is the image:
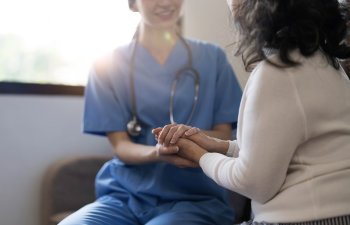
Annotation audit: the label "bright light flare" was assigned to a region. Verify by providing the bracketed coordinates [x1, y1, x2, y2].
[0, 0, 140, 85]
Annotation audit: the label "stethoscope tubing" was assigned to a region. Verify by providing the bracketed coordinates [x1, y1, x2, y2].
[169, 65, 200, 125]
[128, 31, 200, 136]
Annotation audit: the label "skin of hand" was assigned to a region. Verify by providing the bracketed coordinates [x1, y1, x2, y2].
[155, 143, 199, 168]
[176, 138, 208, 164]
[152, 125, 229, 155]
[186, 132, 229, 155]
[107, 131, 198, 168]
[152, 123, 199, 146]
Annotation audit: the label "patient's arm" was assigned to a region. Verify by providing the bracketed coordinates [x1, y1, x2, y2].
[186, 132, 230, 155]
[176, 138, 208, 164]
[153, 123, 232, 144]
[152, 123, 231, 155]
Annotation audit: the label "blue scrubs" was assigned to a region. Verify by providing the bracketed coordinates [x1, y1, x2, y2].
[60, 39, 242, 225]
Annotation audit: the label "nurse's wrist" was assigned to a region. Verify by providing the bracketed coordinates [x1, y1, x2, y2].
[149, 146, 161, 163]
[150, 144, 178, 163]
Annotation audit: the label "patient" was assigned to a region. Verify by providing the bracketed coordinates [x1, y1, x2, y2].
[153, 0, 350, 224]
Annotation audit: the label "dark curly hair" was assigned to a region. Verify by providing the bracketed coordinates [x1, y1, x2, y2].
[232, 0, 350, 71]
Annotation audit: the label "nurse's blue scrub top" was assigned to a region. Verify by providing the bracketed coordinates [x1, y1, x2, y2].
[83, 39, 242, 208]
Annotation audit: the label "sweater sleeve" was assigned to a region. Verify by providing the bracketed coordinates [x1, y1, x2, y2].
[199, 63, 307, 203]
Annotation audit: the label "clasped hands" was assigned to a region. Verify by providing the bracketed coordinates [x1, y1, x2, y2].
[152, 124, 218, 168]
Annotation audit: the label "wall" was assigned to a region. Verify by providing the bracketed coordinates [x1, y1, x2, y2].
[183, 0, 250, 87]
[0, 95, 111, 225]
[0, 1, 249, 225]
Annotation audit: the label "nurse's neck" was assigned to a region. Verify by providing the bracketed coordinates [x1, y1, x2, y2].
[138, 24, 179, 65]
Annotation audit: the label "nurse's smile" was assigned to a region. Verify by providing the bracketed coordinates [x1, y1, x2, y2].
[154, 9, 176, 20]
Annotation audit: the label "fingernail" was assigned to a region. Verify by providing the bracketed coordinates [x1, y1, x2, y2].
[170, 139, 175, 144]
[175, 146, 179, 152]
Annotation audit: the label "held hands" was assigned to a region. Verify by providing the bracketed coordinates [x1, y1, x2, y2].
[153, 123, 200, 147]
[152, 124, 201, 168]
[155, 143, 198, 168]
[152, 123, 217, 165]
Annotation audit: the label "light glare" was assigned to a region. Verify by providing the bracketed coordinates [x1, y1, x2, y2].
[0, 0, 140, 85]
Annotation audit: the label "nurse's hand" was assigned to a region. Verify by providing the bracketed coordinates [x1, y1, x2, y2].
[155, 143, 199, 168]
[152, 124, 200, 147]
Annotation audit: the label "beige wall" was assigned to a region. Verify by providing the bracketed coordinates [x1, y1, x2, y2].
[183, 0, 250, 88]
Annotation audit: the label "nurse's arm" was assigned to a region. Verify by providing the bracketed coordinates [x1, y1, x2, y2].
[106, 131, 198, 167]
[202, 123, 232, 140]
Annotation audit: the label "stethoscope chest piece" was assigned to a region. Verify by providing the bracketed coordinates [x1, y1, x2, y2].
[127, 117, 142, 137]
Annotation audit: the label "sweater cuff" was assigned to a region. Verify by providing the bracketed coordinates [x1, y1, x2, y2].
[226, 140, 239, 157]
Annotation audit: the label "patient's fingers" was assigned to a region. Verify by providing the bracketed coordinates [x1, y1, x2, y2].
[185, 127, 200, 136]
[164, 125, 180, 146]
[169, 124, 191, 145]
[158, 123, 177, 145]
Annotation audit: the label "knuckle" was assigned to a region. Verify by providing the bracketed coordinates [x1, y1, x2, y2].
[183, 125, 190, 131]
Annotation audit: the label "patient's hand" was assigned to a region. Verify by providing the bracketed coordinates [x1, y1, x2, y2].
[176, 138, 208, 164]
[153, 124, 230, 156]
[152, 123, 200, 146]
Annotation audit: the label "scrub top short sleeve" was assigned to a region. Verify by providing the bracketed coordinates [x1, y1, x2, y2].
[83, 54, 130, 136]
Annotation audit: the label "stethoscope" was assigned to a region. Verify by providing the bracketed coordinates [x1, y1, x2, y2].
[127, 32, 200, 137]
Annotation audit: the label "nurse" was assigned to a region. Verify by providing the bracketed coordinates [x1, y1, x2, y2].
[59, 0, 242, 224]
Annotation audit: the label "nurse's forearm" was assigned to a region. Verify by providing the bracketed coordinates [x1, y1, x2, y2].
[107, 131, 197, 167]
[107, 131, 157, 165]
[202, 123, 233, 140]
[113, 141, 158, 165]
[202, 130, 232, 140]
[113, 142, 198, 167]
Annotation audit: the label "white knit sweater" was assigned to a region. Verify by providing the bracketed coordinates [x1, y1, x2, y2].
[200, 51, 350, 223]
